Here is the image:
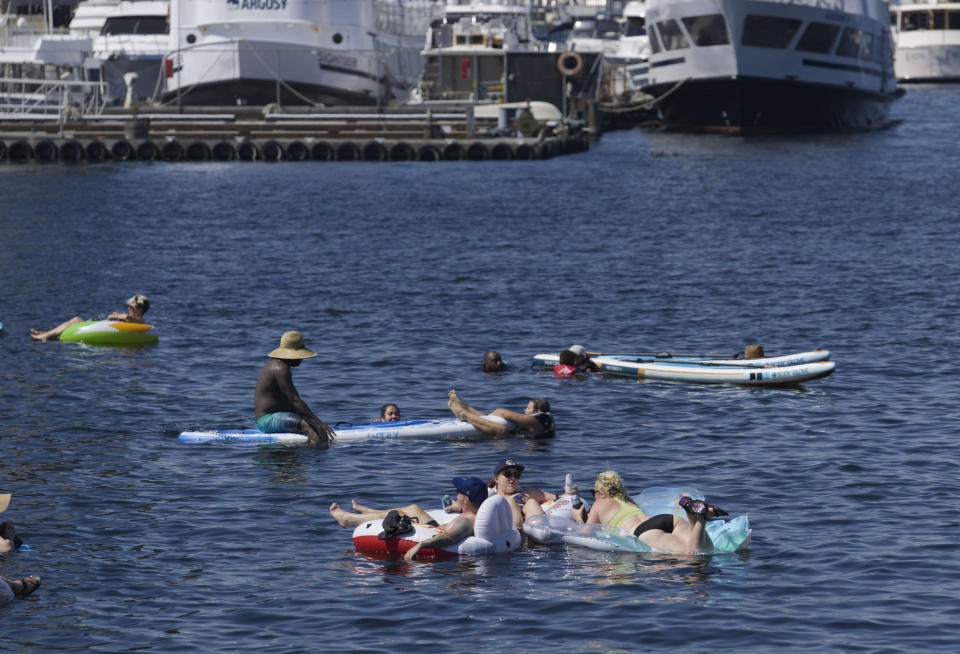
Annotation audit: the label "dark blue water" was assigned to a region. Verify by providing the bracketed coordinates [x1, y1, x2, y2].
[2, 85, 959, 652]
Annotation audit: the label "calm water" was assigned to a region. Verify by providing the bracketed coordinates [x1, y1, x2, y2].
[1, 86, 959, 652]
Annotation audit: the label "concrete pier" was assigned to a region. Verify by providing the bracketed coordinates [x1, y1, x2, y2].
[0, 107, 589, 164]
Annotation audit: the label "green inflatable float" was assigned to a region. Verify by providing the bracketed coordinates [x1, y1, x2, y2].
[60, 320, 158, 346]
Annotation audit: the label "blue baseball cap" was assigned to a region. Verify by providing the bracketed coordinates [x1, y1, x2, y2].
[451, 477, 487, 507]
[493, 459, 525, 477]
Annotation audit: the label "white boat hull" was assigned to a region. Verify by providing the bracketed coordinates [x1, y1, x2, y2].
[164, 1, 434, 106]
[642, 0, 901, 130]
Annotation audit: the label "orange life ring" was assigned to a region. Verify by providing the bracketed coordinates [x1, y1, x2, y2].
[557, 51, 585, 78]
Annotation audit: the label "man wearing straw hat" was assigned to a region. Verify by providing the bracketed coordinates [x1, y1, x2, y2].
[0, 494, 41, 603]
[0, 494, 24, 554]
[255, 331, 336, 444]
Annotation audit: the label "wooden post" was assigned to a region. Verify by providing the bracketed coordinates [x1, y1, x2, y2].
[587, 99, 599, 140]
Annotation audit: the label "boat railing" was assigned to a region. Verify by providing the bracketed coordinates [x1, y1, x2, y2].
[0, 76, 108, 119]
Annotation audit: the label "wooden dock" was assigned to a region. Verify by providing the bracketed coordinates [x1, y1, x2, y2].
[0, 106, 590, 164]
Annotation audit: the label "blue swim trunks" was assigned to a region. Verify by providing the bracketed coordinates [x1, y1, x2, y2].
[256, 412, 305, 434]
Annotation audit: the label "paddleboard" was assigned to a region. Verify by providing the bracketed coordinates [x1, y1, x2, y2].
[179, 415, 513, 444]
[534, 353, 835, 385]
[533, 348, 830, 369]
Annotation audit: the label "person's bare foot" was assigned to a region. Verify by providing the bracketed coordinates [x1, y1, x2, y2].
[352, 499, 374, 513]
[448, 400, 468, 421]
[8, 575, 40, 598]
[448, 390, 470, 420]
[29, 329, 53, 342]
[329, 503, 353, 528]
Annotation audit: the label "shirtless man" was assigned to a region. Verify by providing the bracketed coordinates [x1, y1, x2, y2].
[0, 494, 22, 554]
[255, 331, 335, 444]
[481, 350, 505, 372]
[329, 476, 486, 561]
[30, 294, 150, 341]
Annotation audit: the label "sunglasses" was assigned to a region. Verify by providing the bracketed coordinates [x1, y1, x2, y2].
[500, 469, 522, 479]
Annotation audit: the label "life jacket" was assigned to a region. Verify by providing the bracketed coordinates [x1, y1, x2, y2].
[553, 364, 579, 378]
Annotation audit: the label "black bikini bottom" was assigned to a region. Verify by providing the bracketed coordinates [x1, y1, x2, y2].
[633, 514, 674, 537]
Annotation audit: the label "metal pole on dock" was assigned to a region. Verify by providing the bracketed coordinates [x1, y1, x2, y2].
[176, 0, 182, 114]
[275, 50, 281, 110]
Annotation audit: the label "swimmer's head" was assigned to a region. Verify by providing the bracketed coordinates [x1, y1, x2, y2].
[527, 397, 550, 414]
[380, 404, 401, 421]
[482, 350, 504, 372]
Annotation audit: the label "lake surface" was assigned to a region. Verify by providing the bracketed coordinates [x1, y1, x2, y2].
[1, 85, 958, 652]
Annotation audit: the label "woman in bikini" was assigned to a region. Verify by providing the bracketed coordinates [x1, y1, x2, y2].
[573, 470, 727, 553]
[447, 390, 554, 438]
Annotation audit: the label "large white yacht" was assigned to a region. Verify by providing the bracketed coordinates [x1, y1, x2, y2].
[70, 0, 169, 103]
[163, 0, 440, 107]
[890, 1, 960, 82]
[640, 0, 902, 131]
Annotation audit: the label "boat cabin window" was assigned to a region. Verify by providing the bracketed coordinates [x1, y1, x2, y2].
[625, 16, 646, 37]
[648, 24, 663, 53]
[656, 19, 690, 50]
[742, 15, 801, 48]
[795, 22, 840, 54]
[858, 32, 875, 60]
[952, 11, 960, 29]
[682, 14, 729, 46]
[900, 10, 931, 31]
[101, 16, 169, 36]
[835, 27, 862, 58]
[571, 18, 622, 40]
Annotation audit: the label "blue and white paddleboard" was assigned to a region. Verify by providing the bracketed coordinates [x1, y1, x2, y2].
[534, 351, 835, 385]
[533, 348, 830, 369]
[178, 415, 512, 444]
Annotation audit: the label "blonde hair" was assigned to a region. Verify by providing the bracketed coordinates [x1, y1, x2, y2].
[595, 471, 629, 501]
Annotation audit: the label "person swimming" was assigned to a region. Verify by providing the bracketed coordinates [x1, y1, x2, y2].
[377, 404, 402, 422]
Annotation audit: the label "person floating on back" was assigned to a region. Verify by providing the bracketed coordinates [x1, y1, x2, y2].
[447, 389, 554, 438]
[255, 331, 336, 444]
[30, 294, 150, 342]
[329, 476, 486, 561]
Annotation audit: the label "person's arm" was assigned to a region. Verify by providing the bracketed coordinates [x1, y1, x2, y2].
[519, 487, 556, 504]
[106, 311, 128, 321]
[582, 499, 604, 524]
[275, 365, 320, 423]
[490, 408, 543, 433]
[404, 516, 473, 561]
[505, 493, 525, 528]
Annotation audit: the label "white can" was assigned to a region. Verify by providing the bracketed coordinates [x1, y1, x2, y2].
[564, 474, 574, 494]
